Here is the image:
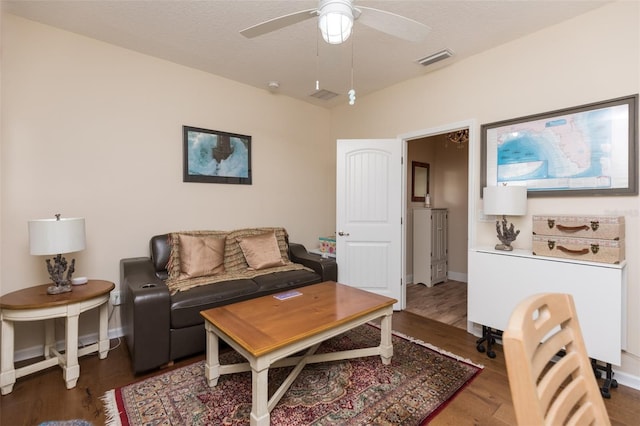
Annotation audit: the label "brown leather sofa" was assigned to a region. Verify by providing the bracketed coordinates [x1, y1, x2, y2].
[120, 229, 337, 374]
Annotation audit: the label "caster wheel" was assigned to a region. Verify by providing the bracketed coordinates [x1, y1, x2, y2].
[601, 389, 611, 399]
[476, 344, 486, 353]
[611, 380, 618, 389]
[487, 350, 496, 359]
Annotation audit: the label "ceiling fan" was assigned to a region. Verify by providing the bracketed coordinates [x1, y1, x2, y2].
[240, 0, 431, 45]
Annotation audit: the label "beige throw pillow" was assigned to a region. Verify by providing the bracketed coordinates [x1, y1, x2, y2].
[177, 234, 226, 279]
[238, 231, 286, 270]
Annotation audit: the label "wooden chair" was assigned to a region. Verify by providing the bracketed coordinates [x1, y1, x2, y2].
[503, 293, 611, 426]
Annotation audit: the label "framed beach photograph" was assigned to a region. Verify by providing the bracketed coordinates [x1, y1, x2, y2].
[183, 126, 252, 184]
[481, 94, 638, 197]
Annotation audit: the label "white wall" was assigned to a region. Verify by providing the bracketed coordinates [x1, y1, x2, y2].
[330, 2, 640, 377]
[1, 15, 334, 350]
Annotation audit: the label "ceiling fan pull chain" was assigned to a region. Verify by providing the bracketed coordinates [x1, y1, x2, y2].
[349, 34, 356, 106]
[316, 26, 321, 91]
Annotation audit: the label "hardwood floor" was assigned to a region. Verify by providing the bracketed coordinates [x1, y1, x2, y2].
[1, 313, 639, 425]
[405, 280, 467, 329]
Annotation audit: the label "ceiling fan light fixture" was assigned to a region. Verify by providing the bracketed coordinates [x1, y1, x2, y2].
[318, 0, 353, 44]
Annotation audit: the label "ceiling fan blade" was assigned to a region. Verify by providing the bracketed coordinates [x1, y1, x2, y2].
[356, 6, 430, 42]
[240, 8, 318, 39]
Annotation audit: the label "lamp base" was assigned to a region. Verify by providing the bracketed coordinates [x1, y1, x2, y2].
[47, 284, 72, 295]
[494, 243, 514, 251]
[45, 254, 76, 295]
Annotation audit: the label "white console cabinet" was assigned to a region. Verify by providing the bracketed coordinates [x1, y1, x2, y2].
[413, 208, 448, 287]
[468, 247, 626, 366]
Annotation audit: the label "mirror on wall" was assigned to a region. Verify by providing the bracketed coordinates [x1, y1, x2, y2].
[411, 161, 430, 202]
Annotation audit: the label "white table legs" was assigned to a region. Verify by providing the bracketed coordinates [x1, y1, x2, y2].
[0, 318, 16, 395]
[64, 304, 81, 389]
[251, 365, 270, 426]
[205, 308, 394, 426]
[0, 294, 110, 394]
[380, 311, 393, 365]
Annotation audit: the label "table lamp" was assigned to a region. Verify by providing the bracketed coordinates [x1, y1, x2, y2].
[483, 185, 527, 251]
[29, 214, 86, 294]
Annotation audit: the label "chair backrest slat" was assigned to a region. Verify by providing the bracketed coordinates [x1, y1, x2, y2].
[503, 293, 611, 426]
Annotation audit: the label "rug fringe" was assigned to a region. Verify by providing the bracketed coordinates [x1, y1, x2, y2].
[366, 321, 485, 369]
[100, 389, 122, 426]
[391, 328, 485, 369]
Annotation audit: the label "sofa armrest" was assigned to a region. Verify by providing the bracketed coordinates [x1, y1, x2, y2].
[289, 243, 337, 282]
[120, 257, 171, 373]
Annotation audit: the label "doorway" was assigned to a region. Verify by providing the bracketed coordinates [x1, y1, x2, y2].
[401, 123, 472, 329]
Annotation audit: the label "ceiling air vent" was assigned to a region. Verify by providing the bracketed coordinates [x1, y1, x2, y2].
[417, 49, 454, 67]
[310, 89, 339, 101]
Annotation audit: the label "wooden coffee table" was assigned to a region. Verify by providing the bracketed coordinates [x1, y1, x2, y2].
[200, 281, 397, 426]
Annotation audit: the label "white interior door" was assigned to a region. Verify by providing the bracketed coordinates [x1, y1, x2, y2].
[336, 139, 403, 308]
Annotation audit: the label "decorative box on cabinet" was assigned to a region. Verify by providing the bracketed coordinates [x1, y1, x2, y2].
[413, 208, 448, 287]
[532, 215, 625, 264]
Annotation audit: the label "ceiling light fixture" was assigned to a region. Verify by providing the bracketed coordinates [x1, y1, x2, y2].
[318, 0, 354, 45]
[446, 129, 469, 149]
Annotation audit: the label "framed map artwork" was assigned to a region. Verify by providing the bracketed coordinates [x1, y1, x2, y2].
[481, 94, 638, 197]
[183, 126, 252, 184]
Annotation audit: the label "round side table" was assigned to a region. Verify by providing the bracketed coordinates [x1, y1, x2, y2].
[0, 279, 115, 395]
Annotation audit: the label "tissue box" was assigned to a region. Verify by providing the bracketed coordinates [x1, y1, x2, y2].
[319, 236, 336, 255]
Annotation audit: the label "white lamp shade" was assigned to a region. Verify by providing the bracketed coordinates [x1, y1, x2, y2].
[29, 217, 86, 255]
[483, 186, 527, 216]
[318, 0, 353, 44]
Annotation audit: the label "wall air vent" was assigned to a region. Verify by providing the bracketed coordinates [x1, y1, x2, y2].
[310, 89, 339, 100]
[417, 49, 454, 67]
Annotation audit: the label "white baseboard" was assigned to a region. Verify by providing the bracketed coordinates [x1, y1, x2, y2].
[406, 271, 467, 285]
[13, 327, 125, 363]
[447, 271, 467, 282]
[615, 370, 640, 390]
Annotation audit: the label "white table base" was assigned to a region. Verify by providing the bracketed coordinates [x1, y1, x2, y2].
[0, 294, 110, 395]
[204, 306, 393, 426]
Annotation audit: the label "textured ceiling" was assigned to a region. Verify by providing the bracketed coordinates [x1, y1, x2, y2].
[4, 0, 610, 108]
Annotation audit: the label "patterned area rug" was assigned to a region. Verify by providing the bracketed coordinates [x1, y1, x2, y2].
[102, 325, 482, 425]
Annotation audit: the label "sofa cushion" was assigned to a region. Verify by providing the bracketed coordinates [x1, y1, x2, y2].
[252, 269, 322, 294]
[170, 279, 258, 329]
[177, 233, 226, 279]
[238, 231, 286, 270]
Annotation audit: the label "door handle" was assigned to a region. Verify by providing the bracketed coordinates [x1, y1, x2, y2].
[338, 231, 350, 236]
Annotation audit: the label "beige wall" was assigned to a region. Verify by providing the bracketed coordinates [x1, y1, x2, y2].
[330, 2, 640, 377]
[1, 15, 334, 349]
